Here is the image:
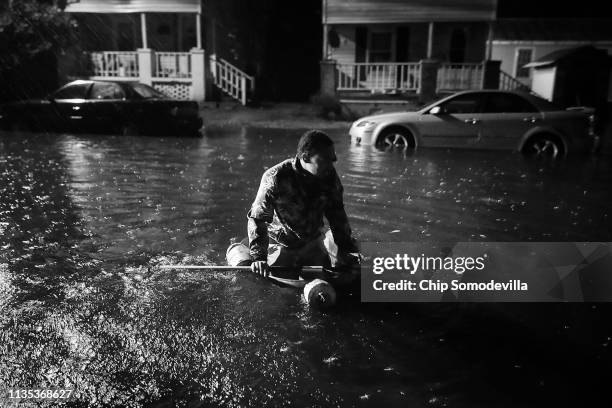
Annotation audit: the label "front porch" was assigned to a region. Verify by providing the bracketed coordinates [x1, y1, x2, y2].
[322, 59, 504, 103]
[61, 0, 254, 104]
[334, 61, 487, 94]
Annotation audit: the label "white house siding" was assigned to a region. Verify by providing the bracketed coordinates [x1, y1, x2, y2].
[328, 26, 356, 67]
[491, 42, 612, 86]
[531, 66, 556, 101]
[328, 23, 487, 65]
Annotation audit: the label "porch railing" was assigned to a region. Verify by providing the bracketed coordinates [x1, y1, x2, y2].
[337, 62, 421, 92]
[499, 70, 531, 93]
[85, 49, 206, 101]
[210, 54, 255, 105]
[155, 52, 191, 78]
[90, 51, 138, 77]
[436, 63, 483, 92]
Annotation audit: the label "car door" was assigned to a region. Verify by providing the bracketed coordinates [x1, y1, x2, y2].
[51, 81, 93, 132]
[478, 92, 543, 150]
[86, 82, 127, 134]
[416, 93, 485, 148]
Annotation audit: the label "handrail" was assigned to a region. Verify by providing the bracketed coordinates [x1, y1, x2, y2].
[437, 63, 484, 91]
[210, 54, 255, 105]
[336, 62, 421, 91]
[155, 52, 191, 78]
[499, 70, 531, 92]
[90, 51, 138, 77]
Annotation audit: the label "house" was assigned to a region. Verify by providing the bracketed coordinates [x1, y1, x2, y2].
[320, 0, 500, 101]
[60, 0, 255, 104]
[489, 19, 612, 89]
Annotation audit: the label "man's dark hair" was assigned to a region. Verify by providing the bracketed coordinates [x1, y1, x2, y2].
[297, 130, 334, 160]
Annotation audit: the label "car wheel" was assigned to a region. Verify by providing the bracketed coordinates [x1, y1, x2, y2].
[376, 128, 414, 150]
[121, 122, 140, 136]
[522, 134, 564, 159]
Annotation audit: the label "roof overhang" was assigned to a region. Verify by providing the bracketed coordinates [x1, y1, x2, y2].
[323, 0, 497, 24]
[523, 61, 554, 69]
[65, 0, 201, 14]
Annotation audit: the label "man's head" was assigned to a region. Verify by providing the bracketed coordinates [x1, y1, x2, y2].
[297, 130, 337, 177]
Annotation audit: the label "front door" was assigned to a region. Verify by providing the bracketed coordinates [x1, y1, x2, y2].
[366, 30, 395, 90]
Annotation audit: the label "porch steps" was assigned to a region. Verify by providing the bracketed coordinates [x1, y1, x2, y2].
[210, 55, 255, 106]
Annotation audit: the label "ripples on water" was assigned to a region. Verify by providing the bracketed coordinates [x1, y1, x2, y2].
[1, 129, 611, 407]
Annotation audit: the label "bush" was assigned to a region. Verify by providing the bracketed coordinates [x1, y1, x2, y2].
[0, 1, 76, 100]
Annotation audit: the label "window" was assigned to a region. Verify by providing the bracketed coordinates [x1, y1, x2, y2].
[441, 93, 485, 114]
[90, 82, 126, 100]
[53, 82, 91, 100]
[368, 32, 392, 62]
[515, 48, 533, 78]
[482, 93, 538, 113]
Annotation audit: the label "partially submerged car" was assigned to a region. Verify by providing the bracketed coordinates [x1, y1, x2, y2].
[0, 80, 203, 136]
[349, 90, 596, 158]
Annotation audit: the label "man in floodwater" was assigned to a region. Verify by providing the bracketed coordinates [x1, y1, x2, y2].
[248, 130, 358, 276]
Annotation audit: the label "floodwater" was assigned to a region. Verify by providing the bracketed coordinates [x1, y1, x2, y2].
[1, 128, 611, 407]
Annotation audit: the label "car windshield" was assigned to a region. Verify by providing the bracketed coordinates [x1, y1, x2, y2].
[131, 83, 167, 99]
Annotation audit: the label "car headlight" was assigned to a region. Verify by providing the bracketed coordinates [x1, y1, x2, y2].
[356, 120, 377, 128]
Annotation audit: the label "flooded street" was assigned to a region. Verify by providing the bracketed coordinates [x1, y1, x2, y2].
[1, 128, 612, 407]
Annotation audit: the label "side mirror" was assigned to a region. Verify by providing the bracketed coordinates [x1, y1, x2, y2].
[429, 106, 442, 115]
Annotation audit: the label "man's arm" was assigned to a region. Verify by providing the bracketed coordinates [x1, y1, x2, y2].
[325, 173, 358, 254]
[247, 170, 276, 262]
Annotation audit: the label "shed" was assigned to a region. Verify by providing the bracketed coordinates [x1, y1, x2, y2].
[524, 46, 611, 108]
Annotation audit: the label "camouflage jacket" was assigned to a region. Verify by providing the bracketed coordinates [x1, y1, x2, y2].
[247, 157, 356, 261]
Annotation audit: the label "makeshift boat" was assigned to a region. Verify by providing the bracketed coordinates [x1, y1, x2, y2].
[225, 239, 360, 308]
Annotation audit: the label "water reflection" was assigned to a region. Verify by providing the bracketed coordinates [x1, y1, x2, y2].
[1, 129, 611, 407]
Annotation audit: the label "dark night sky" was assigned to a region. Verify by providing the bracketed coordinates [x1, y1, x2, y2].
[497, 0, 612, 17]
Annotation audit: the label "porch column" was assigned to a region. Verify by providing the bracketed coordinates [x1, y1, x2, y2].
[191, 48, 206, 101]
[322, 0, 328, 58]
[322, 24, 329, 59]
[137, 48, 154, 85]
[140, 13, 148, 49]
[486, 22, 493, 60]
[196, 13, 202, 49]
[427, 22, 434, 59]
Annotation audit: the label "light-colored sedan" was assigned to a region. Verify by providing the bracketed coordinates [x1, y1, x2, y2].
[349, 90, 596, 158]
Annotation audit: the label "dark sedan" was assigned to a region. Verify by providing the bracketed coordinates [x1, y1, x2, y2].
[0, 80, 203, 136]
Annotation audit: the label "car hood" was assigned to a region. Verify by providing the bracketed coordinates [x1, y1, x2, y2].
[355, 111, 422, 124]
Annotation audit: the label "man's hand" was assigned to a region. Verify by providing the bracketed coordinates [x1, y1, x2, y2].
[251, 261, 270, 277]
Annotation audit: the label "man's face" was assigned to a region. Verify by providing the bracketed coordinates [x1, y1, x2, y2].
[307, 146, 337, 177]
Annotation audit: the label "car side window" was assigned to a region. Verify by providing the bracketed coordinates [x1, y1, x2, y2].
[482, 93, 538, 113]
[441, 94, 484, 114]
[53, 83, 91, 100]
[90, 83, 126, 100]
